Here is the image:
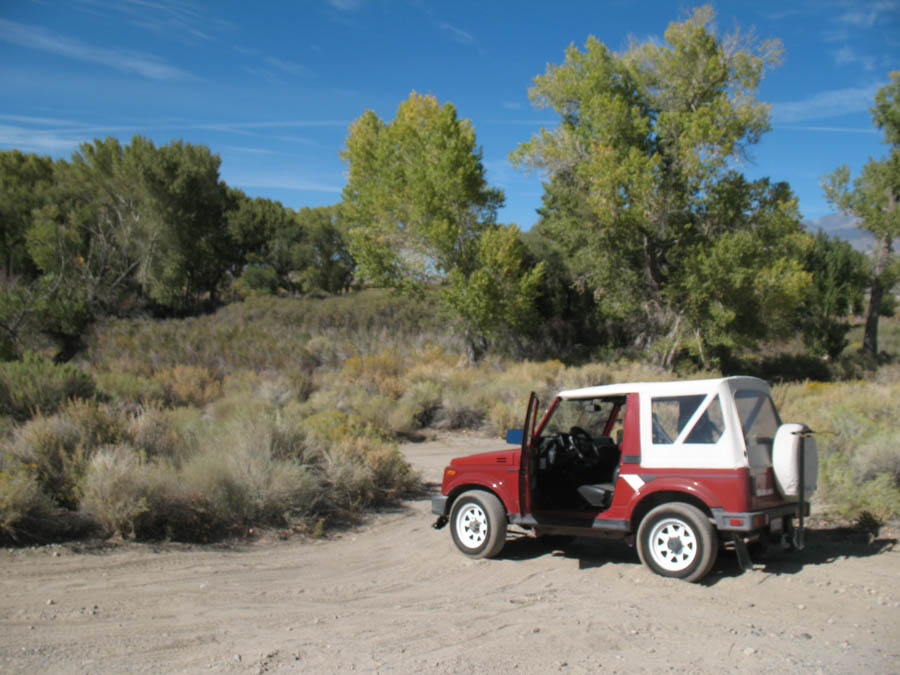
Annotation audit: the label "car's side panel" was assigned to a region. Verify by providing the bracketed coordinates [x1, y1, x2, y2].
[442, 468, 521, 516]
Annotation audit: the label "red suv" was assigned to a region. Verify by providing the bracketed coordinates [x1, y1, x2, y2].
[432, 377, 817, 582]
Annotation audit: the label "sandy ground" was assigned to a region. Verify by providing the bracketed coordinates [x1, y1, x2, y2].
[1, 432, 898, 674]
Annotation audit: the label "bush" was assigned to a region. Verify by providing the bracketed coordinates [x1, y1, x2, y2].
[79, 444, 151, 537]
[153, 365, 223, 407]
[0, 353, 95, 421]
[0, 451, 54, 538]
[777, 379, 900, 521]
[10, 400, 125, 508]
[96, 371, 165, 406]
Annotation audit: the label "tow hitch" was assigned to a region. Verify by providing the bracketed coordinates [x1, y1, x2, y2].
[432, 515, 448, 530]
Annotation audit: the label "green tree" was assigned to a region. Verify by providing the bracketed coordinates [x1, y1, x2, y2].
[341, 92, 540, 357]
[288, 205, 354, 294]
[0, 150, 54, 279]
[341, 92, 504, 288]
[443, 225, 544, 359]
[800, 231, 868, 359]
[510, 5, 806, 366]
[823, 71, 900, 355]
[130, 137, 230, 312]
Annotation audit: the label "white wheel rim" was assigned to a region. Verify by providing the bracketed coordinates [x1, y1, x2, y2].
[648, 517, 698, 572]
[455, 503, 488, 549]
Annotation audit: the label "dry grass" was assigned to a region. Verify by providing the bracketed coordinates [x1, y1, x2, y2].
[2, 293, 897, 542]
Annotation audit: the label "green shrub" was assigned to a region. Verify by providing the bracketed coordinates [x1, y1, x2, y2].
[10, 400, 125, 508]
[817, 454, 900, 523]
[78, 444, 151, 537]
[0, 450, 54, 538]
[128, 404, 197, 465]
[153, 365, 223, 407]
[0, 353, 95, 421]
[96, 371, 165, 406]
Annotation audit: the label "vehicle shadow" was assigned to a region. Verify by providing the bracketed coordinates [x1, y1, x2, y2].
[703, 525, 897, 585]
[497, 525, 897, 584]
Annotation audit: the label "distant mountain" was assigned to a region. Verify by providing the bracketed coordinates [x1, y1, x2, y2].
[803, 213, 873, 253]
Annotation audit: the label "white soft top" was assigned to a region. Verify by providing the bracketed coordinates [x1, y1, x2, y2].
[557, 376, 770, 400]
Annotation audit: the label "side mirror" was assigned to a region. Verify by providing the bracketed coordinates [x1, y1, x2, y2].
[506, 428, 524, 445]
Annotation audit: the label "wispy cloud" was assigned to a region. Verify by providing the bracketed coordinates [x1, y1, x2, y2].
[834, 46, 875, 70]
[502, 101, 522, 111]
[74, 0, 234, 45]
[775, 125, 879, 134]
[835, 0, 898, 28]
[0, 124, 86, 153]
[265, 56, 312, 77]
[439, 22, 476, 45]
[0, 19, 190, 80]
[327, 0, 364, 11]
[771, 84, 883, 123]
[242, 66, 287, 87]
[229, 174, 342, 193]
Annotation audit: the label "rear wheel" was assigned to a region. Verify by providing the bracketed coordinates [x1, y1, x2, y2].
[450, 490, 507, 558]
[637, 503, 717, 582]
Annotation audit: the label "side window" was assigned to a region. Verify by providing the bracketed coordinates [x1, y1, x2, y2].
[651, 394, 723, 445]
[684, 395, 724, 444]
[651, 395, 704, 444]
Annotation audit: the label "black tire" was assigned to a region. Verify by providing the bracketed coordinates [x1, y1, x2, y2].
[449, 490, 507, 558]
[636, 503, 717, 583]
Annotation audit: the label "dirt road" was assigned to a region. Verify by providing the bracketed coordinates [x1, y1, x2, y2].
[1, 433, 898, 673]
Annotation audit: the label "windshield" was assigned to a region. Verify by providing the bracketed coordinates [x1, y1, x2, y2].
[541, 398, 623, 441]
[733, 389, 781, 468]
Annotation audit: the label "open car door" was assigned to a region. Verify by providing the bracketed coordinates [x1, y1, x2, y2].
[518, 392, 540, 516]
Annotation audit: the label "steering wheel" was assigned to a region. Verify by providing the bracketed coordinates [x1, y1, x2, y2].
[570, 426, 591, 441]
[566, 426, 593, 459]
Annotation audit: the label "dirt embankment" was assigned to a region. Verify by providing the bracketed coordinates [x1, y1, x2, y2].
[1, 433, 898, 674]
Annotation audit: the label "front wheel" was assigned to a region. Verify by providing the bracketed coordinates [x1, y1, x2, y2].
[636, 503, 717, 583]
[450, 490, 507, 558]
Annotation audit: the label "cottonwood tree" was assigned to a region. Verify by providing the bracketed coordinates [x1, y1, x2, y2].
[511, 5, 809, 367]
[341, 91, 541, 358]
[823, 71, 900, 355]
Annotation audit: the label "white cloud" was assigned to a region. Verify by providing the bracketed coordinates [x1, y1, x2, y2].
[0, 19, 190, 80]
[327, 0, 364, 11]
[834, 46, 876, 70]
[502, 101, 522, 110]
[771, 84, 883, 123]
[775, 125, 879, 134]
[439, 22, 476, 45]
[836, 0, 898, 28]
[229, 174, 342, 193]
[264, 56, 312, 77]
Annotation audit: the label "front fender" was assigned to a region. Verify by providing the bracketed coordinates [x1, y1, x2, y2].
[442, 470, 520, 516]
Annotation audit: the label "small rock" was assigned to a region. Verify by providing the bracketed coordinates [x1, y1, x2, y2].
[798, 633, 813, 640]
[46, 599, 55, 606]
[743, 647, 757, 656]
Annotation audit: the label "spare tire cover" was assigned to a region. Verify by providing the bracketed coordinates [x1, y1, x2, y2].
[772, 423, 818, 500]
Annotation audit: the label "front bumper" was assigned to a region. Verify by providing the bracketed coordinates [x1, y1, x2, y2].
[431, 495, 448, 516]
[431, 496, 449, 529]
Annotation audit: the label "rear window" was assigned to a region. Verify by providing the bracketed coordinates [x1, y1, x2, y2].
[734, 389, 781, 467]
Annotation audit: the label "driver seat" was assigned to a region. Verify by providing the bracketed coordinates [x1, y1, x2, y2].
[577, 465, 619, 508]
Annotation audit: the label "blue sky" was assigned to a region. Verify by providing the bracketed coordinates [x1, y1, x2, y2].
[1, 0, 898, 231]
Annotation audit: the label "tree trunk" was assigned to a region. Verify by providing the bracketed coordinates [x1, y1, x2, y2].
[862, 231, 893, 356]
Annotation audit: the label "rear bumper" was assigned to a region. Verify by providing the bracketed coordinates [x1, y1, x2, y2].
[712, 503, 809, 532]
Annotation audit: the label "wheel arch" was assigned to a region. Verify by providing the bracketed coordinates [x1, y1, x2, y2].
[444, 483, 511, 518]
[630, 490, 714, 532]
